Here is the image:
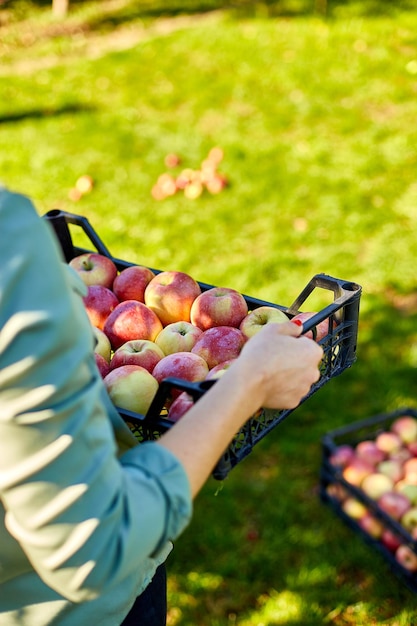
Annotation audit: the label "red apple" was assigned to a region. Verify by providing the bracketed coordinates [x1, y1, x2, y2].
[94, 352, 111, 378]
[69, 252, 118, 289]
[144, 271, 201, 326]
[361, 472, 394, 500]
[395, 544, 417, 572]
[342, 457, 374, 486]
[110, 339, 164, 373]
[290, 311, 334, 342]
[239, 306, 289, 340]
[112, 265, 156, 303]
[205, 359, 236, 381]
[83, 284, 120, 330]
[389, 447, 412, 464]
[92, 326, 112, 363]
[355, 440, 386, 466]
[407, 441, 417, 457]
[191, 326, 246, 369]
[328, 444, 356, 469]
[155, 321, 203, 355]
[190, 287, 248, 330]
[375, 431, 402, 455]
[358, 512, 384, 539]
[377, 491, 411, 521]
[391, 415, 417, 444]
[103, 364, 159, 415]
[403, 458, 417, 482]
[167, 392, 194, 422]
[381, 528, 403, 553]
[152, 352, 209, 390]
[103, 300, 163, 350]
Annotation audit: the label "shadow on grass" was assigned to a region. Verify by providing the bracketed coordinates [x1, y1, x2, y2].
[0, 103, 95, 125]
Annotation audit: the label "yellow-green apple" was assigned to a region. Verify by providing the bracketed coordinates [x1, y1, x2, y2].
[355, 440, 386, 466]
[377, 491, 411, 520]
[191, 326, 246, 369]
[152, 352, 209, 386]
[69, 252, 118, 289]
[403, 458, 417, 482]
[395, 544, 417, 572]
[361, 472, 394, 500]
[391, 415, 417, 444]
[110, 339, 165, 373]
[357, 512, 384, 539]
[144, 271, 201, 326]
[167, 392, 194, 422]
[95, 352, 111, 378]
[239, 306, 289, 339]
[375, 431, 402, 455]
[342, 457, 374, 486]
[341, 497, 368, 520]
[112, 265, 155, 303]
[401, 506, 417, 534]
[93, 326, 112, 363]
[381, 528, 402, 553]
[155, 321, 203, 355]
[83, 285, 120, 330]
[104, 364, 159, 415]
[328, 444, 356, 469]
[376, 459, 404, 483]
[395, 481, 417, 505]
[205, 359, 236, 381]
[290, 311, 335, 342]
[190, 287, 248, 330]
[103, 300, 163, 350]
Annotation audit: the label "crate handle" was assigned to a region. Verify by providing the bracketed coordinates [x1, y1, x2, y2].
[43, 210, 113, 259]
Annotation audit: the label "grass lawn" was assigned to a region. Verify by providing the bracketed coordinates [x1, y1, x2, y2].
[2, 0, 417, 623]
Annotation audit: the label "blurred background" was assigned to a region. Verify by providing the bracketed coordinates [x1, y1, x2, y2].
[2, 0, 417, 623]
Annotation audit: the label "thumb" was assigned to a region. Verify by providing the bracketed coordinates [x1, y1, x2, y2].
[276, 319, 303, 337]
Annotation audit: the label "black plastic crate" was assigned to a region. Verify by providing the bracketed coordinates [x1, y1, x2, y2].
[320, 407, 417, 593]
[44, 209, 362, 480]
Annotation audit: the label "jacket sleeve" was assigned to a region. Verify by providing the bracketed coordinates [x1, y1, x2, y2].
[0, 188, 192, 602]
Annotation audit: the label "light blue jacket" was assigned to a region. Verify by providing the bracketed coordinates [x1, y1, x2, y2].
[0, 188, 192, 625]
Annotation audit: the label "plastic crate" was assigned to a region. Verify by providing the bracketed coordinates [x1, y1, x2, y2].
[44, 209, 362, 480]
[320, 407, 417, 593]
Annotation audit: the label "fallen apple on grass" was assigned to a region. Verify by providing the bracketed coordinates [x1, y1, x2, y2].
[239, 306, 289, 339]
[104, 365, 159, 416]
[145, 271, 201, 326]
[69, 252, 118, 289]
[190, 287, 248, 331]
[103, 300, 163, 350]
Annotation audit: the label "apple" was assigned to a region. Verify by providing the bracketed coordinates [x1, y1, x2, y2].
[155, 321, 203, 355]
[377, 491, 411, 521]
[69, 252, 118, 289]
[325, 482, 349, 502]
[328, 444, 356, 469]
[341, 497, 368, 520]
[92, 326, 112, 363]
[375, 431, 403, 455]
[191, 326, 246, 369]
[144, 271, 201, 326]
[110, 339, 165, 374]
[342, 457, 374, 486]
[361, 472, 394, 500]
[103, 300, 163, 350]
[152, 352, 209, 397]
[355, 440, 386, 466]
[407, 441, 417, 457]
[403, 458, 417, 482]
[167, 392, 194, 422]
[395, 481, 417, 505]
[239, 306, 289, 339]
[358, 512, 384, 539]
[94, 352, 111, 378]
[290, 311, 334, 342]
[112, 265, 155, 303]
[389, 447, 412, 464]
[83, 285, 120, 330]
[391, 415, 417, 444]
[190, 287, 248, 331]
[104, 364, 159, 416]
[395, 544, 417, 572]
[205, 359, 236, 381]
[376, 459, 404, 483]
[381, 528, 403, 553]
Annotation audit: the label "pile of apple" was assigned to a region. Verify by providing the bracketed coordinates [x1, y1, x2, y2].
[69, 251, 326, 422]
[327, 414, 417, 573]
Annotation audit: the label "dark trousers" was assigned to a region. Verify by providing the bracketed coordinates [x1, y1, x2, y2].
[120, 564, 167, 626]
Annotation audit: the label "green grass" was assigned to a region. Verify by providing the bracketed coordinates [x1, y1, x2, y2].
[2, 1, 417, 623]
